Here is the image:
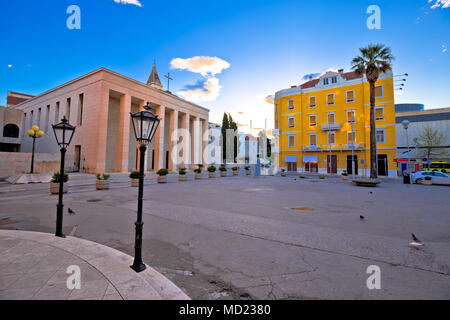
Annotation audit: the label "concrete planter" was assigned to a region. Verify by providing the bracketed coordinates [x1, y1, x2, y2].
[232, 171, 238, 176]
[341, 176, 348, 180]
[352, 178, 381, 187]
[96, 180, 110, 190]
[208, 172, 215, 178]
[421, 179, 432, 185]
[157, 175, 167, 184]
[220, 171, 227, 177]
[50, 182, 67, 195]
[194, 173, 202, 180]
[319, 174, 325, 179]
[281, 172, 286, 177]
[131, 178, 139, 187]
[245, 170, 250, 176]
[178, 174, 186, 182]
[299, 173, 305, 179]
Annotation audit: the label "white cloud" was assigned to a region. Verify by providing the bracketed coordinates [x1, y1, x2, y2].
[264, 95, 274, 104]
[170, 56, 230, 76]
[176, 77, 221, 103]
[7, 64, 12, 68]
[113, 0, 142, 7]
[442, 44, 448, 53]
[428, 0, 450, 8]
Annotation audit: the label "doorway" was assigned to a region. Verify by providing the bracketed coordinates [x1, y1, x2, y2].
[377, 154, 388, 176]
[305, 162, 318, 173]
[287, 162, 297, 172]
[74, 145, 81, 172]
[347, 155, 358, 175]
[327, 155, 337, 174]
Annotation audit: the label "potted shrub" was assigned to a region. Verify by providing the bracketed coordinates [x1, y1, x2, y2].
[207, 165, 216, 178]
[299, 172, 306, 179]
[96, 173, 111, 190]
[194, 166, 202, 180]
[50, 172, 68, 194]
[245, 166, 251, 175]
[157, 168, 169, 183]
[219, 166, 227, 177]
[341, 170, 348, 180]
[178, 167, 187, 181]
[231, 166, 239, 176]
[319, 173, 325, 179]
[281, 169, 286, 177]
[421, 176, 432, 185]
[129, 171, 140, 187]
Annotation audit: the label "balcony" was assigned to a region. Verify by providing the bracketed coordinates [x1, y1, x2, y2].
[321, 123, 341, 131]
[302, 143, 365, 151]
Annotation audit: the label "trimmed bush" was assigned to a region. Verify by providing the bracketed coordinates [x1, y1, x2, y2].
[157, 169, 169, 176]
[129, 171, 140, 179]
[207, 165, 217, 172]
[96, 173, 111, 180]
[51, 172, 69, 183]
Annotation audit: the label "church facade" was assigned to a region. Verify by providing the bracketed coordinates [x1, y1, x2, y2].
[11, 65, 209, 173]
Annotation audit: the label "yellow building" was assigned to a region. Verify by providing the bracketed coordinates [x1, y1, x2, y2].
[274, 69, 396, 177]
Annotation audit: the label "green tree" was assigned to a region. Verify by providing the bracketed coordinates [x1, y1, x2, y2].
[221, 113, 229, 162]
[228, 113, 238, 162]
[351, 44, 394, 179]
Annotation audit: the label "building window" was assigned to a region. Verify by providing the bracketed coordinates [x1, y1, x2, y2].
[45, 105, 50, 132]
[288, 117, 295, 128]
[327, 112, 335, 124]
[346, 90, 355, 103]
[275, 103, 278, 114]
[376, 129, 385, 143]
[331, 76, 337, 84]
[327, 94, 335, 105]
[375, 106, 384, 120]
[77, 93, 84, 126]
[309, 133, 317, 146]
[375, 85, 383, 98]
[288, 135, 295, 147]
[328, 132, 336, 145]
[323, 78, 329, 85]
[347, 110, 355, 123]
[66, 98, 71, 122]
[55, 101, 60, 124]
[3, 124, 19, 138]
[348, 131, 356, 145]
[309, 96, 316, 108]
[37, 108, 42, 127]
[309, 114, 317, 126]
[288, 100, 294, 110]
[275, 119, 279, 129]
[30, 110, 34, 127]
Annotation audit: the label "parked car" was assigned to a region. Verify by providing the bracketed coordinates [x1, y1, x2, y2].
[412, 171, 450, 185]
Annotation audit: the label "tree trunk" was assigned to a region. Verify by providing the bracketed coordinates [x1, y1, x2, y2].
[369, 81, 378, 179]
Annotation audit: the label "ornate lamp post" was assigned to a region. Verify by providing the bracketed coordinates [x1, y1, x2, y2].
[401, 119, 412, 184]
[130, 102, 160, 272]
[26, 126, 44, 174]
[52, 116, 76, 238]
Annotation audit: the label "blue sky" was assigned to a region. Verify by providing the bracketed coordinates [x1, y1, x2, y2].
[1, 0, 449, 130]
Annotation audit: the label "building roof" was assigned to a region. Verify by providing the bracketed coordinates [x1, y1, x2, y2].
[147, 62, 162, 89]
[6, 92, 35, 107]
[299, 71, 363, 89]
[395, 107, 450, 123]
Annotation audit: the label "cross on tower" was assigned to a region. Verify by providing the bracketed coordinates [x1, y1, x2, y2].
[164, 72, 173, 92]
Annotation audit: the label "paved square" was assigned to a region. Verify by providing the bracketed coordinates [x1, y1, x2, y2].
[0, 172, 449, 299]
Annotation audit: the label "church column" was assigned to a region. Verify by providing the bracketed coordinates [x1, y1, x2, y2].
[169, 109, 179, 170]
[118, 94, 131, 172]
[201, 119, 208, 166]
[96, 84, 110, 173]
[193, 116, 201, 166]
[155, 105, 165, 170]
[183, 113, 191, 168]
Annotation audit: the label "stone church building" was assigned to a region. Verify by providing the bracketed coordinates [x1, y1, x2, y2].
[6, 65, 209, 173]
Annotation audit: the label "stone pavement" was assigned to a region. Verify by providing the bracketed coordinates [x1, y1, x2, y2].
[0, 230, 189, 300]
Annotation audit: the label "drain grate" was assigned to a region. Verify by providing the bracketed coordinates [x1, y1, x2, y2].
[86, 199, 102, 202]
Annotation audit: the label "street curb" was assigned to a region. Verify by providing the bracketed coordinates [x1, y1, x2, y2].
[0, 230, 190, 300]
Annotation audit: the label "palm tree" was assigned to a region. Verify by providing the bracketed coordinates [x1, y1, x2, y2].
[351, 44, 394, 179]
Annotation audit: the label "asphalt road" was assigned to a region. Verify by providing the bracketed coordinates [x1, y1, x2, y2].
[0, 173, 449, 299]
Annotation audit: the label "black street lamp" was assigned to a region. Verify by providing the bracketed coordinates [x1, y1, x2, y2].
[52, 116, 76, 238]
[129, 102, 160, 272]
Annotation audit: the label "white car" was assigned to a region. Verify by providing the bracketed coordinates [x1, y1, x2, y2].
[412, 171, 450, 185]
